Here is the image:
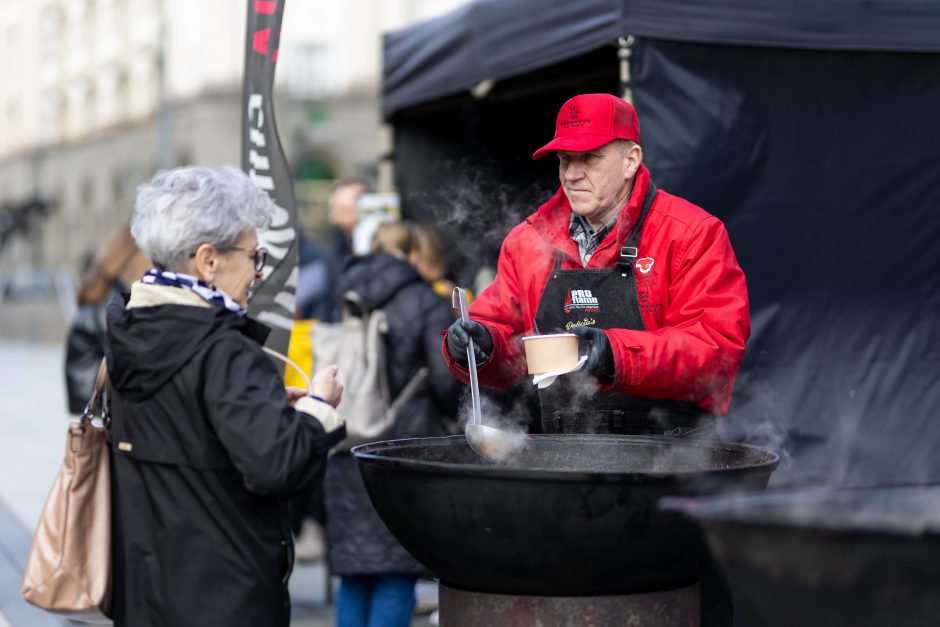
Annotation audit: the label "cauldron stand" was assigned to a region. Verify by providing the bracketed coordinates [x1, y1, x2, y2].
[439, 583, 701, 627]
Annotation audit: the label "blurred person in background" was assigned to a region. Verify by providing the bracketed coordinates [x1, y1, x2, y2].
[287, 231, 336, 566]
[295, 233, 336, 322]
[287, 181, 370, 562]
[289, 233, 338, 564]
[327, 179, 368, 263]
[105, 166, 346, 627]
[325, 220, 462, 627]
[412, 223, 458, 301]
[64, 223, 151, 413]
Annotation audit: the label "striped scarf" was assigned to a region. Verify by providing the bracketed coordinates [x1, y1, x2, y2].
[141, 269, 247, 316]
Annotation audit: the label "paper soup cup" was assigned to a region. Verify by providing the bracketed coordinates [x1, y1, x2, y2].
[522, 333, 579, 374]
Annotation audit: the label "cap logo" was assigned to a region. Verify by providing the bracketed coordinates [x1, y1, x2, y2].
[568, 106, 579, 120]
[561, 113, 590, 129]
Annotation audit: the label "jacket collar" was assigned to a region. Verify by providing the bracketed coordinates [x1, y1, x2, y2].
[528, 164, 652, 265]
[125, 281, 270, 345]
[126, 282, 212, 310]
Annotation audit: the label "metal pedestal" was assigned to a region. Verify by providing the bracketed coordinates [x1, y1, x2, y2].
[439, 582, 701, 627]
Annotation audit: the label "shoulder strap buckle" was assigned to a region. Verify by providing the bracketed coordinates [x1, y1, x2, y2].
[618, 246, 638, 273]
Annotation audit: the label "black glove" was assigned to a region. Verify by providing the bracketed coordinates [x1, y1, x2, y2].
[446, 319, 494, 365]
[571, 326, 614, 382]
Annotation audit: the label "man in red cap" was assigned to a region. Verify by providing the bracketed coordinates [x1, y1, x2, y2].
[443, 93, 750, 437]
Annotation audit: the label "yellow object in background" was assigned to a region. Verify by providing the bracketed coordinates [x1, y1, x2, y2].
[431, 280, 473, 305]
[284, 284, 471, 391]
[285, 319, 315, 391]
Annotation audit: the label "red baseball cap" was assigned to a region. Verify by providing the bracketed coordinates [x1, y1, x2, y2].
[532, 93, 640, 160]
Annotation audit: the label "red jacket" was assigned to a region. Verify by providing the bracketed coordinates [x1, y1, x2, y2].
[443, 165, 750, 415]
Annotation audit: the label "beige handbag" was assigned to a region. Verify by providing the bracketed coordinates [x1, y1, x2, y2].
[21, 359, 112, 622]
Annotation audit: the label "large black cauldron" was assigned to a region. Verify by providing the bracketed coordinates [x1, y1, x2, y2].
[352, 434, 778, 596]
[663, 485, 940, 627]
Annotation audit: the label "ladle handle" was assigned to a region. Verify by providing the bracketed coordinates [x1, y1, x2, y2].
[453, 287, 483, 426]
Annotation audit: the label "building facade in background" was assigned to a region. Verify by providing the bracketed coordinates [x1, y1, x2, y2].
[0, 0, 468, 277]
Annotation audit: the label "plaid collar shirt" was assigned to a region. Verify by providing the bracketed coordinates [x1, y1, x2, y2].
[569, 212, 618, 266]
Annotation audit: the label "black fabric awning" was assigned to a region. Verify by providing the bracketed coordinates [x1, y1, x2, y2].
[383, 0, 940, 115]
[624, 0, 940, 53]
[383, 0, 624, 115]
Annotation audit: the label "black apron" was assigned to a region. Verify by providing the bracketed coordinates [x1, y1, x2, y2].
[534, 183, 714, 437]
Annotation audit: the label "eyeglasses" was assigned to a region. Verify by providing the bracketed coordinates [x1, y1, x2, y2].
[189, 245, 269, 272]
[228, 246, 268, 272]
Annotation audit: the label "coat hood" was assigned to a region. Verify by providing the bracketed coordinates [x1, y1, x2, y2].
[105, 283, 269, 401]
[335, 252, 423, 313]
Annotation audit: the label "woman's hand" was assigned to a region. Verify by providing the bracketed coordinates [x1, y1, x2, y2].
[285, 386, 307, 405]
[311, 364, 343, 408]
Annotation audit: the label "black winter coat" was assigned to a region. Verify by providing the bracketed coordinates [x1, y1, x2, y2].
[105, 293, 344, 627]
[326, 253, 461, 574]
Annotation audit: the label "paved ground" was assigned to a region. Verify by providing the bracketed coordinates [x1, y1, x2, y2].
[0, 341, 436, 627]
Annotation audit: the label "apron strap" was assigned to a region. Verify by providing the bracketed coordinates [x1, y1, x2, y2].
[617, 181, 658, 272]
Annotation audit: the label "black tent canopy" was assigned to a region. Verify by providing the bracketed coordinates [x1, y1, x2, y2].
[383, 0, 940, 488]
[383, 0, 940, 116]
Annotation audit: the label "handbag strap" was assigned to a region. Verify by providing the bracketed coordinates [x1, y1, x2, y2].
[81, 359, 111, 427]
[262, 346, 312, 391]
[387, 366, 429, 421]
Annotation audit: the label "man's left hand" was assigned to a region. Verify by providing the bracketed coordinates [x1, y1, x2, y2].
[571, 326, 614, 382]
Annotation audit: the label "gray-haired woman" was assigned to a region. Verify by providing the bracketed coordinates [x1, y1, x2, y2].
[104, 166, 345, 627]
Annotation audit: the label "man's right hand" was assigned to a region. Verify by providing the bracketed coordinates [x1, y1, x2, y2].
[446, 320, 494, 365]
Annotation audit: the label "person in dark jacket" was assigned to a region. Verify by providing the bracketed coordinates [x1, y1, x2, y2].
[325, 221, 461, 627]
[64, 223, 151, 413]
[328, 179, 368, 264]
[105, 166, 346, 627]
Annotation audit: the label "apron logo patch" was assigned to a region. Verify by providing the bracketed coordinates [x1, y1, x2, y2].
[636, 257, 654, 274]
[564, 289, 599, 314]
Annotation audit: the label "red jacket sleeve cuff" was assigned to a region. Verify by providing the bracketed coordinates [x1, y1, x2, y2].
[606, 340, 639, 393]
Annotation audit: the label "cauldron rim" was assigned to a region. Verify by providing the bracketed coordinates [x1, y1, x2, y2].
[663, 484, 940, 537]
[351, 433, 780, 483]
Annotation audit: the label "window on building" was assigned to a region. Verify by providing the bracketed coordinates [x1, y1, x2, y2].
[40, 6, 65, 63]
[5, 100, 20, 147]
[285, 43, 332, 98]
[41, 91, 65, 144]
[115, 70, 129, 119]
[81, 0, 96, 21]
[84, 82, 97, 131]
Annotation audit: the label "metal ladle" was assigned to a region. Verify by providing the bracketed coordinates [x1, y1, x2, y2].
[452, 287, 522, 459]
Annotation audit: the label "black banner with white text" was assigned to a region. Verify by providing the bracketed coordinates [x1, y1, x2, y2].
[242, 0, 297, 359]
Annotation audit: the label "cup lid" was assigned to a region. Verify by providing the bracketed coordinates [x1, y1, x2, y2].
[521, 333, 577, 341]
